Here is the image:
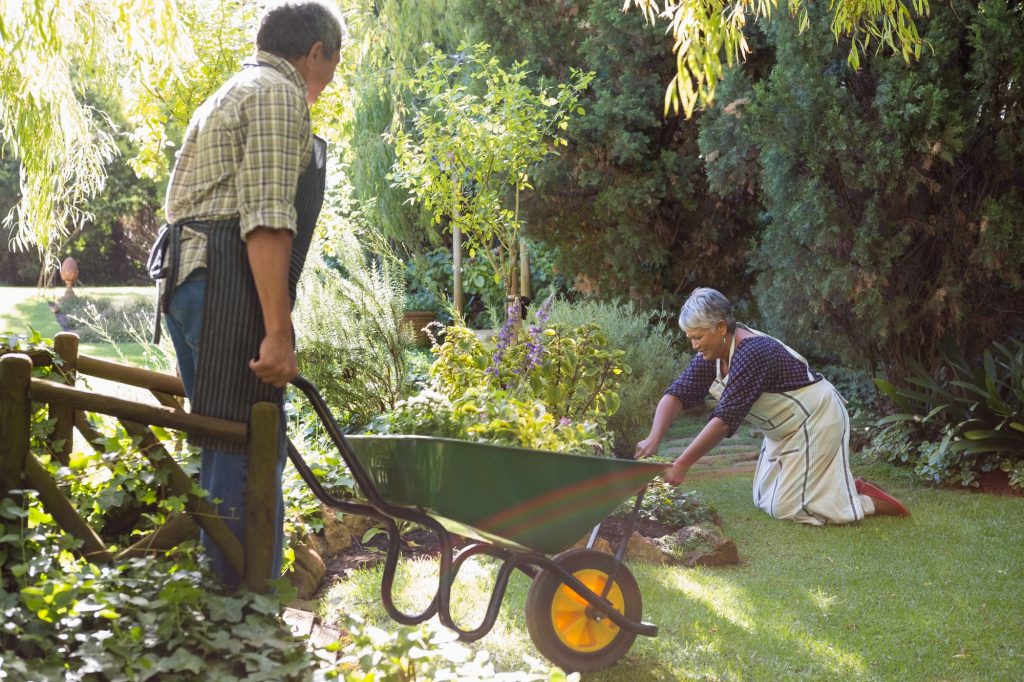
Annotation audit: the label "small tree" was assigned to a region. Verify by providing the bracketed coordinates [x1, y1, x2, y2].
[389, 43, 593, 314]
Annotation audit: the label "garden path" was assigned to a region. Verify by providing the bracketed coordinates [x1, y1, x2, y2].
[662, 428, 761, 478]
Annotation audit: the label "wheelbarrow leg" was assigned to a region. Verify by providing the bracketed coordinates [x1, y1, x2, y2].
[601, 485, 647, 602]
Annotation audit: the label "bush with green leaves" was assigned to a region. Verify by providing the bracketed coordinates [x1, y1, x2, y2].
[53, 294, 154, 344]
[543, 298, 682, 456]
[874, 337, 1024, 490]
[294, 208, 412, 431]
[374, 307, 628, 455]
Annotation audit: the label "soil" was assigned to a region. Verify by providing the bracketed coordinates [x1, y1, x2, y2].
[968, 469, 1022, 497]
[322, 515, 679, 583]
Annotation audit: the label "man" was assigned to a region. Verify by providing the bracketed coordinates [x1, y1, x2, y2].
[156, 1, 344, 587]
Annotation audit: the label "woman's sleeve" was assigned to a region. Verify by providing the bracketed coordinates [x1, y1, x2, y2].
[710, 341, 772, 436]
[664, 355, 716, 410]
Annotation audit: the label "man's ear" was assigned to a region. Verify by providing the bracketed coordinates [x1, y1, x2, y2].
[306, 40, 325, 61]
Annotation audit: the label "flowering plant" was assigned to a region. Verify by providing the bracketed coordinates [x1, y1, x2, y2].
[377, 298, 629, 455]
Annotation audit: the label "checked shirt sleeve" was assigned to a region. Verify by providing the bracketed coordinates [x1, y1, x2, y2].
[710, 339, 774, 436]
[236, 81, 311, 239]
[664, 355, 716, 411]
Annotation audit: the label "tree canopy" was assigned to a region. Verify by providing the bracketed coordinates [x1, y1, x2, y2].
[625, 0, 931, 117]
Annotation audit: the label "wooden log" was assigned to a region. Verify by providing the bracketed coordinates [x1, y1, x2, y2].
[0, 354, 32, 498]
[30, 379, 246, 444]
[150, 390, 184, 412]
[115, 513, 199, 561]
[74, 412, 107, 453]
[77, 354, 185, 397]
[244, 402, 280, 594]
[119, 420, 245, 578]
[0, 348, 53, 368]
[50, 332, 80, 466]
[23, 454, 112, 563]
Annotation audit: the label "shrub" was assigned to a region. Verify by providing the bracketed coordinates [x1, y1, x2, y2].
[874, 337, 1024, 490]
[544, 299, 682, 456]
[374, 301, 629, 455]
[294, 211, 412, 431]
[54, 294, 154, 344]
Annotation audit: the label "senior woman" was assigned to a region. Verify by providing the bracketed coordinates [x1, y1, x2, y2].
[636, 288, 908, 525]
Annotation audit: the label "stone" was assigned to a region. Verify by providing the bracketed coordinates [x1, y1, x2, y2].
[571, 534, 613, 554]
[624, 531, 667, 565]
[294, 544, 326, 584]
[321, 505, 378, 555]
[288, 562, 320, 600]
[659, 523, 739, 567]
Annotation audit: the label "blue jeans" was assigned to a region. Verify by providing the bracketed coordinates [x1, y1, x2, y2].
[164, 270, 285, 588]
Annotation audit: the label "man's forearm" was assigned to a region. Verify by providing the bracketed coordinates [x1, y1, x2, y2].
[246, 227, 294, 338]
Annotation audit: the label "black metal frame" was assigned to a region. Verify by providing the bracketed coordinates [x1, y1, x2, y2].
[289, 375, 658, 642]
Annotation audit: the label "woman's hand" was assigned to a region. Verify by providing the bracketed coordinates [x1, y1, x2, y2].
[635, 436, 661, 459]
[664, 461, 688, 486]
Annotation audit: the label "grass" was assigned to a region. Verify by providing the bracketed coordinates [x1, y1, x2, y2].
[1, 285, 160, 368]
[1, 286, 171, 408]
[320, 458, 1024, 680]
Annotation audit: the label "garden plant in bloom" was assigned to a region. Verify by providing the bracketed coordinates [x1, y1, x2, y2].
[374, 297, 629, 455]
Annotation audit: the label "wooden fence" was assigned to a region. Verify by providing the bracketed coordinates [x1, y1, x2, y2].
[0, 332, 280, 592]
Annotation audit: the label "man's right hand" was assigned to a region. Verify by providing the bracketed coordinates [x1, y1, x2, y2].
[249, 334, 298, 387]
[635, 436, 661, 459]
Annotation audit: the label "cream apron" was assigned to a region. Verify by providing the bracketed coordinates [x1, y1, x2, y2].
[708, 326, 864, 525]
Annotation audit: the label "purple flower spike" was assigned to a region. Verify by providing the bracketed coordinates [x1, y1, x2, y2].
[487, 297, 523, 378]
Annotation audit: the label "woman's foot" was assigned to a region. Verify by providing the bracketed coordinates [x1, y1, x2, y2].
[856, 478, 910, 516]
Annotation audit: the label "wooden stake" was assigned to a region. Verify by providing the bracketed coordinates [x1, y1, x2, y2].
[245, 402, 280, 593]
[51, 332, 79, 465]
[0, 354, 32, 499]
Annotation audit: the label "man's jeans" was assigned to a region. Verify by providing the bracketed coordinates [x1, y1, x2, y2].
[164, 270, 285, 587]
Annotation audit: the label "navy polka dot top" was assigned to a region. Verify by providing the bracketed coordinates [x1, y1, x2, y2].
[665, 335, 822, 436]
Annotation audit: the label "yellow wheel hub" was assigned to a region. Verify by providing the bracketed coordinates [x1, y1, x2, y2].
[550, 569, 624, 652]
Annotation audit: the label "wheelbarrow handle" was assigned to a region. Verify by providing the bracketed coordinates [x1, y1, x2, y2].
[289, 374, 456, 626]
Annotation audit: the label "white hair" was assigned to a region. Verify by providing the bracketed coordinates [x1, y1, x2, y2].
[678, 287, 736, 332]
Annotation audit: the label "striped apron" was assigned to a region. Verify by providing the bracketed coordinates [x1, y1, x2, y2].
[709, 326, 864, 525]
[190, 136, 327, 453]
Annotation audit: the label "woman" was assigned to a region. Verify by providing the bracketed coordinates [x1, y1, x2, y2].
[636, 288, 908, 525]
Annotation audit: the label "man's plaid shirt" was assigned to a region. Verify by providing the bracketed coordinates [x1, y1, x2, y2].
[164, 51, 312, 285]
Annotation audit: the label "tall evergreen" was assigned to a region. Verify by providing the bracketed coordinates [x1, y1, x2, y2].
[457, 1, 761, 308]
[701, 0, 1024, 371]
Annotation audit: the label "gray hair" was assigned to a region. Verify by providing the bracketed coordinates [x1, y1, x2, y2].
[678, 287, 736, 332]
[257, 1, 346, 59]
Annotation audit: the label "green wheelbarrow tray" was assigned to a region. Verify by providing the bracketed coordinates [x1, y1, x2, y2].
[288, 375, 662, 672]
[344, 434, 666, 555]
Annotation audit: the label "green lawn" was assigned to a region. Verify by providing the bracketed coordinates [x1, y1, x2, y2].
[321, 464, 1024, 680]
[1, 286, 159, 368]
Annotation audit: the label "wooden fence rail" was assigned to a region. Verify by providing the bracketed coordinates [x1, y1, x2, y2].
[0, 332, 280, 592]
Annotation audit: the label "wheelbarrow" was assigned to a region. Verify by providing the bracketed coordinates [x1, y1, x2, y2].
[288, 376, 665, 672]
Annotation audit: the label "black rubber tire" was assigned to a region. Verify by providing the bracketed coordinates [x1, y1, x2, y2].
[525, 548, 642, 672]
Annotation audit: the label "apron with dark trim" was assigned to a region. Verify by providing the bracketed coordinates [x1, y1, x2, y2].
[709, 325, 864, 525]
[190, 135, 326, 453]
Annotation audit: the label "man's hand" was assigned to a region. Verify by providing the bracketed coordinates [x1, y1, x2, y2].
[635, 436, 661, 459]
[249, 334, 297, 387]
[664, 461, 688, 486]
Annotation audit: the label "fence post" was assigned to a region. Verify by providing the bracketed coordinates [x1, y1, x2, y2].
[0, 354, 32, 500]
[244, 402, 280, 593]
[52, 332, 79, 465]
